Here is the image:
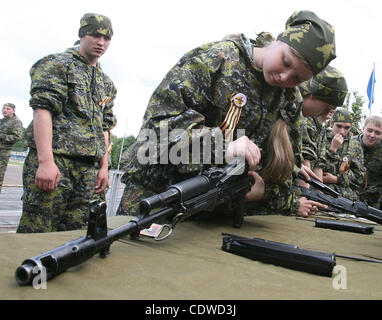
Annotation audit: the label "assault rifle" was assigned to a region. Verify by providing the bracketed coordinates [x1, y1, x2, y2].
[15, 161, 253, 285]
[299, 176, 382, 224]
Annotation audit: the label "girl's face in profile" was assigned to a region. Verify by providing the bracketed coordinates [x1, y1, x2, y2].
[262, 41, 313, 88]
[302, 96, 336, 118]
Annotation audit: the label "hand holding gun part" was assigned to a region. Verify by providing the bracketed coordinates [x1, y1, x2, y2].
[15, 161, 254, 285]
[298, 174, 382, 224]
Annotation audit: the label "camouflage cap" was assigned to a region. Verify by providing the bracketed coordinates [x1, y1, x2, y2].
[3, 103, 15, 109]
[298, 65, 348, 106]
[332, 107, 353, 123]
[78, 13, 113, 39]
[255, 31, 275, 47]
[277, 10, 336, 75]
[350, 126, 360, 136]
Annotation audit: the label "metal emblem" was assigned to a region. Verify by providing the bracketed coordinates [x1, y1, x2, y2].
[233, 93, 247, 108]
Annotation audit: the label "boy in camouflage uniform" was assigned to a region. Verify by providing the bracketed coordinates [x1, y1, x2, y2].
[118, 10, 337, 218]
[0, 103, 23, 192]
[299, 65, 348, 176]
[266, 65, 348, 217]
[17, 13, 117, 233]
[316, 108, 364, 201]
[358, 116, 382, 209]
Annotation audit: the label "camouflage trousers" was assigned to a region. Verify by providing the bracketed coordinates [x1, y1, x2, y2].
[17, 149, 103, 233]
[0, 148, 12, 192]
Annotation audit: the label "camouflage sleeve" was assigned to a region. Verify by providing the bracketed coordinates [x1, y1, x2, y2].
[292, 118, 304, 169]
[102, 78, 117, 131]
[302, 118, 318, 162]
[313, 129, 327, 170]
[29, 54, 70, 115]
[287, 98, 304, 169]
[130, 41, 239, 174]
[320, 135, 340, 173]
[0, 119, 23, 145]
[262, 178, 300, 215]
[337, 136, 365, 190]
[0, 120, 23, 145]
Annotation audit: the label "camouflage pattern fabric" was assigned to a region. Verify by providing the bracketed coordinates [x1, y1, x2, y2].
[17, 149, 103, 233]
[119, 33, 305, 216]
[3, 103, 16, 109]
[280, 66, 348, 215]
[301, 117, 327, 169]
[277, 10, 336, 74]
[0, 115, 23, 190]
[298, 65, 348, 106]
[244, 175, 301, 216]
[78, 13, 113, 39]
[255, 32, 275, 47]
[0, 115, 23, 148]
[0, 149, 12, 191]
[317, 130, 364, 200]
[19, 46, 116, 232]
[358, 135, 382, 209]
[331, 107, 353, 123]
[298, 65, 348, 167]
[24, 46, 116, 161]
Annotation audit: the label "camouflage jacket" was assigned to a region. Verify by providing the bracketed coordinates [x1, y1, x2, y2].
[301, 117, 326, 168]
[25, 47, 116, 161]
[0, 115, 23, 150]
[121, 33, 304, 213]
[318, 130, 364, 200]
[358, 134, 382, 206]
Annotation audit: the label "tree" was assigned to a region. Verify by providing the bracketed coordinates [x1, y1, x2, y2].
[110, 135, 135, 169]
[343, 89, 366, 133]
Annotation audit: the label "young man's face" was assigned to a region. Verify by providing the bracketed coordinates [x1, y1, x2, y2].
[331, 121, 352, 137]
[362, 122, 382, 147]
[302, 95, 336, 118]
[80, 33, 111, 62]
[262, 40, 313, 88]
[2, 105, 15, 118]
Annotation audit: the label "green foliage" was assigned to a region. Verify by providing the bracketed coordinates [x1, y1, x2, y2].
[343, 90, 366, 133]
[110, 135, 135, 169]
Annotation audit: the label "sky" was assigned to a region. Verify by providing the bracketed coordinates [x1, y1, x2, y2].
[1, 0, 381, 138]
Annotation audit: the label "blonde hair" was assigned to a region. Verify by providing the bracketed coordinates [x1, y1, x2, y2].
[261, 118, 295, 184]
[364, 115, 382, 129]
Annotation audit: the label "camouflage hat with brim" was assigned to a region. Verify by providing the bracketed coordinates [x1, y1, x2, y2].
[78, 13, 113, 39]
[3, 103, 15, 109]
[299, 65, 348, 106]
[332, 107, 353, 123]
[277, 10, 336, 75]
